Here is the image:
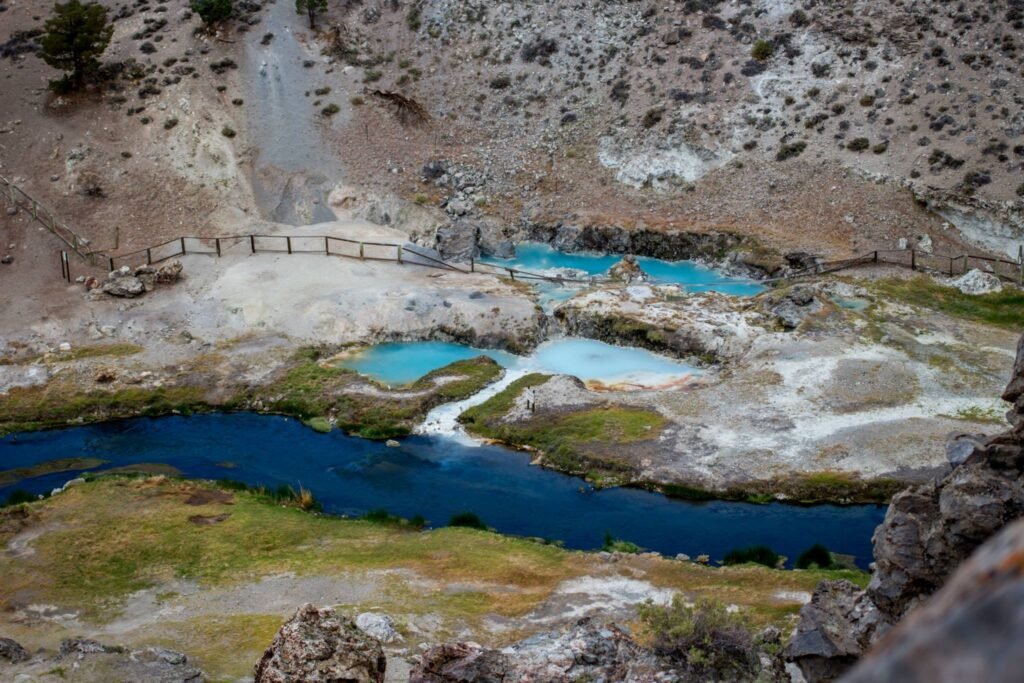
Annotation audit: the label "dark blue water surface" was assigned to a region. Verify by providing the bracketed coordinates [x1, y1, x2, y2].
[0, 413, 885, 567]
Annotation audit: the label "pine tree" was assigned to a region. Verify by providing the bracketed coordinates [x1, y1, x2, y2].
[40, 0, 113, 90]
[296, 0, 328, 30]
[191, 0, 233, 25]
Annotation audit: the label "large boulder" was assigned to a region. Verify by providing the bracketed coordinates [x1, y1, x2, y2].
[950, 268, 1002, 295]
[254, 604, 386, 683]
[102, 274, 146, 298]
[410, 618, 673, 682]
[842, 518, 1024, 683]
[0, 637, 29, 664]
[785, 581, 889, 683]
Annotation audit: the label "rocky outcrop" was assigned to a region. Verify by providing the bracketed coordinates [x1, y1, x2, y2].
[355, 612, 403, 644]
[525, 220, 738, 260]
[787, 333, 1024, 681]
[254, 604, 386, 683]
[0, 637, 29, 664]
[1, 638, 203, 682]
[607, 255, 649, 283]
[950, 268, 1003, 295]
[409, 618, 671, 683]
[785, 581, 890, 683]
[99, 261, 184, 298]
[761, 286, 824, 330]
[841, 517, 1024, 683]
[554, 285, 767, 362]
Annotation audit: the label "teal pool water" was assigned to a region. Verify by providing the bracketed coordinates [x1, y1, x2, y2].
[481, 243, 765, 296]
[337, 339, 698, 387]
[338, 341, 517, 386]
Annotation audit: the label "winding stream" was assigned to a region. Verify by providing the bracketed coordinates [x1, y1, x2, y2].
[0, 414, 885, 567]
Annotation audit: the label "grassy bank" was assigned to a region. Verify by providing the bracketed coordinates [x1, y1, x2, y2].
[239, 351, 504, 439]
[0, 476, 864, 680]
[459, 374, 666, 484]
[868, 276, 1024, 330]
[654, 470, 904, 506]
[0, 349, 503, 440]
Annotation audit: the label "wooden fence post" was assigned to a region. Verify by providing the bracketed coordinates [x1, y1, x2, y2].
[910, 249, 916, 271]
[359, 243, 364, 260]
[108, 256, 114, 272]
[250, 235, 256, 254]
[324, 236, 329, 254]
[146, 248, 152, 265]
[215, 238, 221, 257]
[180, 237, 186, 256]
[1019, 245, 1023, 285]
[470, 257, 475, 273]
[397, 245, 403, 264]
[873, 251, 878, 264]
[286, 236, 292, 254]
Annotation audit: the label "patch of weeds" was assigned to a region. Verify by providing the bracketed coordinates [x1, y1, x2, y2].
[869, 276, 1024, 330]
[448, 511, 487, 530]
[795, 543, 834, 569]
[603, 531, 643, 554]
[723, 545, 780, 568]
[941, 405, 1005, 424]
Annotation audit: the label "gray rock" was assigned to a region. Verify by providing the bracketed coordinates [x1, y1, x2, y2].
[102, 275, 146, 298]
[0, 637, 29, 664]
[59, 639, 124, 656]
[254, 604, 386, 683]
[842, 518, 1024, 683]
[765, 286, 823, 329]
[435, 220, 478, 261]
[785, 580, 890, 682]
[410, 618, 672, 682]
[608, 255, 649, 283]
[355, 613, 403, 644]
[945, 432, 986, 467]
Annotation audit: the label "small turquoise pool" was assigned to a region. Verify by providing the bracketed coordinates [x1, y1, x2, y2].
[336, 338, 699, 388]
[337, 341, 517, 386]
[481, 243, 765, 296]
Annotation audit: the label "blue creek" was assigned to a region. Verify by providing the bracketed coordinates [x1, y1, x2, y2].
[0, 413, 886, 568]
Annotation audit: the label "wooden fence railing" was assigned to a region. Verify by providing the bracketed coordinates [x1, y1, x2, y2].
[4, 173, 1022, 288]
[0, 174, 95, 261]
[786, 247, 1024, 284]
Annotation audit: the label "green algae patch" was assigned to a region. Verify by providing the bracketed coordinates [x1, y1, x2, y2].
[869, 276, 1024, 330]
[304, 416, 332, 433]
[0, 458, 108, 487]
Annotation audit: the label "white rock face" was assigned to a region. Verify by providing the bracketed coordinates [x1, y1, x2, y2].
[597, 137, 730, 189]
[951, 269, 1003, 295]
